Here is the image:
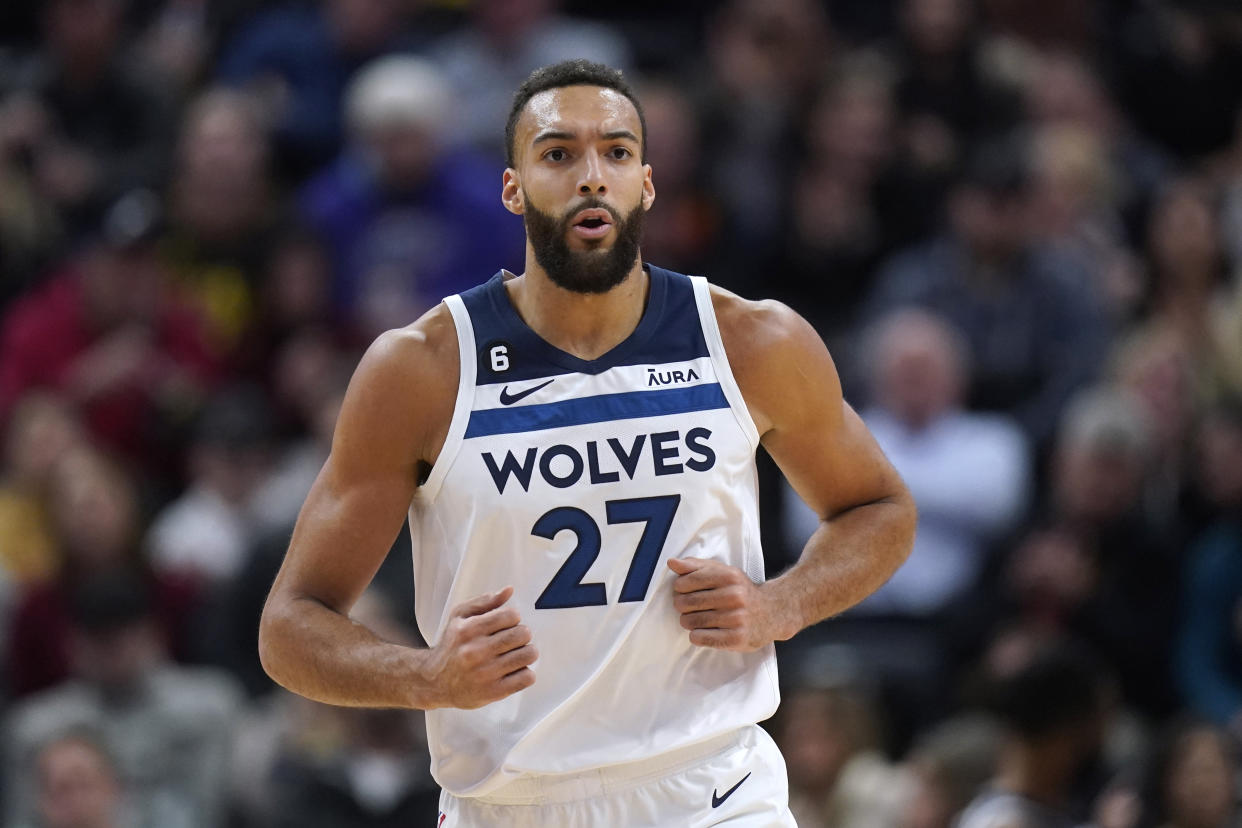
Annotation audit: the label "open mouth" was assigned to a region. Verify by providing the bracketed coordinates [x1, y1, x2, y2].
[570, 208, 614, 239]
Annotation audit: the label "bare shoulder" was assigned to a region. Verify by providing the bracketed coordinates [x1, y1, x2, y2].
[708, 283, 826, 366]
[708, 283, 842, 437]
[336, 303, 460, 469]
[363, 302, 458, 378]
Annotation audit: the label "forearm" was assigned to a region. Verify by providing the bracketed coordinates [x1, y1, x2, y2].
[763, 495, 916, 639]
[258, 595, 439, 710]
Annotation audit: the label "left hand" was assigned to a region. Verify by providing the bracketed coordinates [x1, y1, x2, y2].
[667, 557, 779, 652]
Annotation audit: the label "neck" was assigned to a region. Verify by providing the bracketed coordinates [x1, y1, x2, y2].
[505, 256, 648, 360]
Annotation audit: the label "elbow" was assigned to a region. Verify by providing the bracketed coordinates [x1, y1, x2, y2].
[257, 597, 291, 689]
[890, 487, 918, 567]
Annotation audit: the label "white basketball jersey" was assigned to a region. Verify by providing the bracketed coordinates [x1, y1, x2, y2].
[409, 265, 779, 797]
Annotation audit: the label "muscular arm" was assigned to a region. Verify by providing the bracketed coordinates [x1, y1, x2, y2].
[258, 306, 536, 709]
[669, 290, 916, 649]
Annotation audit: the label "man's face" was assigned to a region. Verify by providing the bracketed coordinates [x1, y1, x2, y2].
[69, 621, 162, 693]
[875, 318, 964, 428]
[37, 738, 120, 828]
[951, 188, 1031, 261]
[506, 85, 654, 294]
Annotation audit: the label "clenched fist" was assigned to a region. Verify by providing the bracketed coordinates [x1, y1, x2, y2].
[667, 558, 782, 652]
[423, 586, 537, 709]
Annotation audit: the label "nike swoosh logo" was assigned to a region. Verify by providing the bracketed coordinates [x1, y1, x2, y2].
[711, 771, 751, 808]
[498, 378, 554, 405]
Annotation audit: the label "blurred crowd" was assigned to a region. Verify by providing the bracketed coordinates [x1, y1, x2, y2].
[1, 0, 1241, 826]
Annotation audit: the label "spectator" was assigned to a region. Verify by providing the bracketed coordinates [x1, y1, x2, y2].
[1116, 4, 1242, 162]
[883, 0, 1022, 261]
[630, 78, 720, 277]
[253, 356, 346, 535]
[300, 55, 524, 336]
[431, 0, 631, 155]
[230, 689, 344, 822]
[898, 715, 1002, 828]
[1138, 719, 1238, 828]
[146, 385, 275, 585]
[160, 88, 280, 359]
[132, 0, 222, 98]
[277, 599, 436, 827]
[216, 0, 413, 179]
[270, 707, 438, 828]
[865, 137, 1111, 443]
[963, 387, 1180, 718]
[958, 641, 1110, 828]
[1021, 50, 1172, 241]
[1134, 179, 1242, 405]
[769, 53, 902, 342]
[12, 728, 132, 828]
[0, 393, 83, 588]
[1099, 717, 1242, 828]
[1, 0, 176, 231]
[784, 308, 1030, 618]
[0, 191, 220, 471]
[233, 228, 362, 384]
[1027, 123, 1142, 321]
[233, 591, 437, 827]
[775, 677, 906, 828]
[6, 445, 201, 697]
[1110, 328, 1200, 536]
[3, 570, 243, 828]
[694, 0, 832, 271]
[1177, 401, 1242, 732]
[890, 0, 1017, 164]
[0, 95, 63, 302]
[784, 308, 1028, 742]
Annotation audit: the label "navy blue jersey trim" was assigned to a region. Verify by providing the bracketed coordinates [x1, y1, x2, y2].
[458, 265, 710, 385]
[464, 383, 729, 438]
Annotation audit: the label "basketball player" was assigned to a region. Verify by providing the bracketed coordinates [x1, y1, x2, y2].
[259, 60, 917, 827]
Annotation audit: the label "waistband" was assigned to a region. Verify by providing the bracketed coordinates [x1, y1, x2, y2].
[473, 727, 749, 806]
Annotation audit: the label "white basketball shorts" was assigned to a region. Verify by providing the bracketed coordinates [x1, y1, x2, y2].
[437, 724, 796, 827]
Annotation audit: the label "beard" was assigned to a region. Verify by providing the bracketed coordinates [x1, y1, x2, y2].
[523, 193, 645, 294]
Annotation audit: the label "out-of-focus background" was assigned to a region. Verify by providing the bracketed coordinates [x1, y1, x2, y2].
[1, 0, 1241, 826]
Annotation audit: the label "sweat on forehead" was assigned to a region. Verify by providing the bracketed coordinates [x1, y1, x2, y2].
[511, 86, 643, 164]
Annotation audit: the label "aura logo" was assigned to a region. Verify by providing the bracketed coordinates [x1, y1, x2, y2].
[647, 366, 701, 387]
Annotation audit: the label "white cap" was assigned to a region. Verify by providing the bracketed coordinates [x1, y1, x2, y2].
[346, 55, 451, 134]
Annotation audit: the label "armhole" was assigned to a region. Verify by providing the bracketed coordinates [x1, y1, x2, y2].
[690, 276, 761, 450]
[417, 295, 476, 502]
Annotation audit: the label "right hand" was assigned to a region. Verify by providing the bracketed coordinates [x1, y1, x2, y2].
[423, 586, 537, 710]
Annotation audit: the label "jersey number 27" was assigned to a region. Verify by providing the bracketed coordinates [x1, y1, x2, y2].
[533, 495, 681, 609]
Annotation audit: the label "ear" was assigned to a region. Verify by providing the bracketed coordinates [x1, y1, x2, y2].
[641, 164, 655, 211]
[502, 168, 524, 216]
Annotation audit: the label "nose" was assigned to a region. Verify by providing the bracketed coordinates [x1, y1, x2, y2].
[577, 153, 606, 196]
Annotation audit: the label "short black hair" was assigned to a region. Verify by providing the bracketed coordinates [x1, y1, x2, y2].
[68, 570, 155, 634]
[960, 135, 1031, 197]
[986, 642, 1108, 740]
[505, 59, 647, 168]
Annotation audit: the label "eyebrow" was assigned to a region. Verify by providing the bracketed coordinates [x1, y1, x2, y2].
[532, 129, 576, 145]
[601, 129, 640, 144]
[531, 128, 641, 145]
